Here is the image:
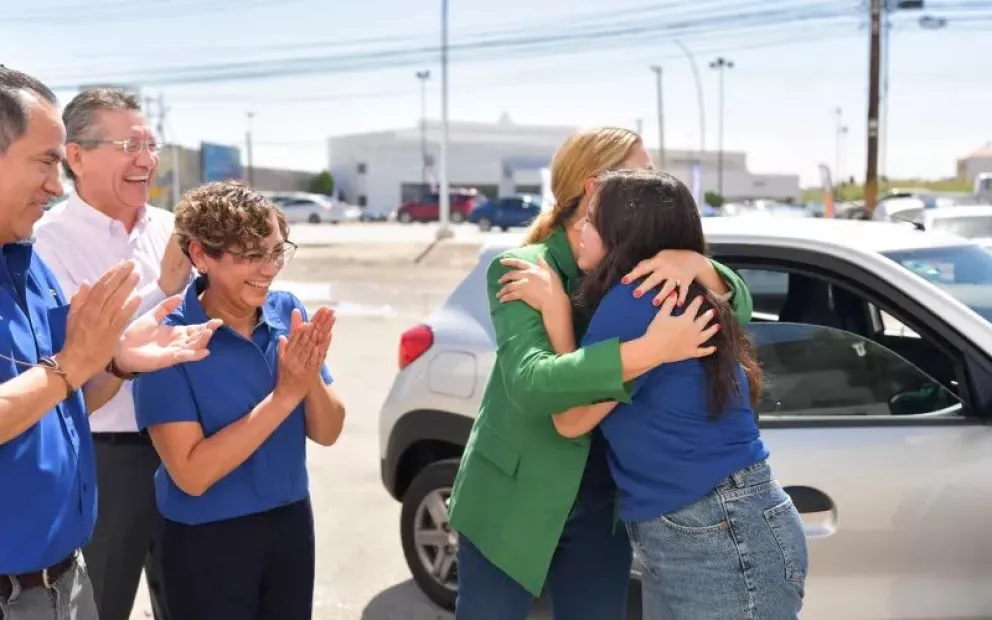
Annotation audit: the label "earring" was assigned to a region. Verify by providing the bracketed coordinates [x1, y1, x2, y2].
[197, 267, 208, 275]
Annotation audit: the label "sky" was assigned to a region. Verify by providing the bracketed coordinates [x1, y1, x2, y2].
[3, 0, 991, 187]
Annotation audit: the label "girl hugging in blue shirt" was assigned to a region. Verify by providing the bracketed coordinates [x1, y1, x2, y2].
[505, 169, 809, 620]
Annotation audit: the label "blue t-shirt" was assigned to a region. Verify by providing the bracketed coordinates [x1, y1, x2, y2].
[134, 279, 333, 525]
[581, 281, 768, 523]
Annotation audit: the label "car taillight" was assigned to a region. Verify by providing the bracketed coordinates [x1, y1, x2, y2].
[399, 324, 434, 369]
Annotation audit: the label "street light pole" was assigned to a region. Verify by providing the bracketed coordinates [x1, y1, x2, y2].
[416, 70, 431, 188]
[650, 65, 665, 170]
[436, 0, 453, 240]
[709, 56, 734, 198]
[833, 107, 849, 182]
[674, 40, 706, 157]
[864, 0, 883, 213]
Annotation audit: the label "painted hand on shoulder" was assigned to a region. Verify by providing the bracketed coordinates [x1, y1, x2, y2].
[621, 249, 707, 307]
[496, 255, 568, 313]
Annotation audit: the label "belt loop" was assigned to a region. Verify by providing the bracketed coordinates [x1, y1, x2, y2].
[731, 468, 747, 488]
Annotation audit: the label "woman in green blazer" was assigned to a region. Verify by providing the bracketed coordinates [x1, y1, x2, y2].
[447, 127, 754, 620]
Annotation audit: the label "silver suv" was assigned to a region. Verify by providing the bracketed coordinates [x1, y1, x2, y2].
[379, 217, 992, 617]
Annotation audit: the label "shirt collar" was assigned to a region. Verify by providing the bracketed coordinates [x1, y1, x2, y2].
[179, 276, 286, 331]
[67, 192, 151, 234]
[543, 226, 580, 288]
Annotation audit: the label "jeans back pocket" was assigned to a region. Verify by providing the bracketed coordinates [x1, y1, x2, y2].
[764, 497, 810, 584]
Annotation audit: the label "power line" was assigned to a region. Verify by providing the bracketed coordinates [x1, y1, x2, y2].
[42, 2, 856, 88]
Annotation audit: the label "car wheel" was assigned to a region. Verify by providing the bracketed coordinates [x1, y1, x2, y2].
[450, 211, 464, 224]
[307, 213, 321, 224]
[400, 459, 459, 611]
[478, 218, 493, 232]
[399, 212, 413, 224]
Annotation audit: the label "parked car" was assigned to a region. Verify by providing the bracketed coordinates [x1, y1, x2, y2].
[378, 217, 992, 617]
[265, 192, 353, 224]
[467, 194, 542, 231]
[909, 205, 992, 248]
[396, 189, 480, 224]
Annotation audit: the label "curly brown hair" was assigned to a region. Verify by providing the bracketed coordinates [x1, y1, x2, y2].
[174, 181, 289, 259]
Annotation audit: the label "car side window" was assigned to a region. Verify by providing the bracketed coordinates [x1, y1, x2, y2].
[748, 323, 961, 417]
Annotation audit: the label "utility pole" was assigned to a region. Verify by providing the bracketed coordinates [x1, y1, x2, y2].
[833, 107, 849, 183]
[709, 56, 734, 198]
[864, 0, 882, 213]
[650, 65, 666, 170]
[880, 6, 892, 184]
[416, 70, 431, 189]
[245, 111, 255, 186]
[155, 93, 181, 208]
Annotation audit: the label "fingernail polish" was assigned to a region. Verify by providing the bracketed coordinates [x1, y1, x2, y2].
[621, 277, 630, 284]
[633, 290, 642, 298]
[652, 298, 660, 306]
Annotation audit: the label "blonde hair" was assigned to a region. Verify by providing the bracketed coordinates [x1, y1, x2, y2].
[524, 126, 642, 245]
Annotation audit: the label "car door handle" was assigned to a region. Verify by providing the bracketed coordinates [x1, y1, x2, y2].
[783, 485, 837, 538]
[784, 485, 834, 513]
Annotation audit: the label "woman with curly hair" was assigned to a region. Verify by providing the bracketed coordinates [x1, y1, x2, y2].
[132, 180, 346, 620]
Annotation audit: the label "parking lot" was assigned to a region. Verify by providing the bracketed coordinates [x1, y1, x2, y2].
[127, 226, 652, 619]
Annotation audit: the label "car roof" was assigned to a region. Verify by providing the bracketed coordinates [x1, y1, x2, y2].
[924, 205, 992, 220]
[481, 217, 969, 260]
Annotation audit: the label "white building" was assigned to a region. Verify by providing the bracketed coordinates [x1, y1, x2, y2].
[957, 143, 992, 184]
[327, 117, 801, 213]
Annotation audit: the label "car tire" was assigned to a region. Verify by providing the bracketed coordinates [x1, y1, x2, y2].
[399, 212, 413, 224]
[308, 213, 321, 224]
[478, 218, 493, 232]
[450, 211, 464, 224]
[400, 459, 460, 611]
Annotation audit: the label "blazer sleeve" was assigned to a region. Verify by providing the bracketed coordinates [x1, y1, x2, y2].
[487, 252, 631, 418]
[711, 259, 753, 325]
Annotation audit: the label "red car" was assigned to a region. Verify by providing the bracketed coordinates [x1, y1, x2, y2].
[396, 189, 479, 224]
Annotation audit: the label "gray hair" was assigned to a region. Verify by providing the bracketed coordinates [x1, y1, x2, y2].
[62, 87, 142, 180]
[0, 66, 58, 155]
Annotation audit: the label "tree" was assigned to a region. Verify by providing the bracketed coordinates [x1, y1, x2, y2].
[704, 191, 725, 208]
[309, 170, 335, 196]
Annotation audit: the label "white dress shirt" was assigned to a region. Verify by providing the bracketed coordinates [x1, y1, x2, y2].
[33, 193, 178, 433]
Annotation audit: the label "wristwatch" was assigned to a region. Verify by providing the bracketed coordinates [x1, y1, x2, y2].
[106, 357, 140, 380]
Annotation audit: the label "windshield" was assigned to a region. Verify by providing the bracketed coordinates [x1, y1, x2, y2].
[929, 215, 992, 239]
[884, 245, 992, 323]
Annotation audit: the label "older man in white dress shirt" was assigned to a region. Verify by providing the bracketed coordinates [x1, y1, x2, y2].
[33, 88, 189, 620]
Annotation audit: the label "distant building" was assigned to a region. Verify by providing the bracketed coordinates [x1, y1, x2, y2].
[326, 117, 801, 214]
[148, 143, 315, 210]
[957, 143, 992, 184]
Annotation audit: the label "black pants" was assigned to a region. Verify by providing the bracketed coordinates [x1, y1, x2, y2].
[160, 498, 315, 620]
[84, 435, 169, 620]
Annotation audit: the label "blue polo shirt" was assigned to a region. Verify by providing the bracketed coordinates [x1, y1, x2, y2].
[133, 278, 333, 526]
[0, 242, 96, 574]
[581, 281, 768, 523]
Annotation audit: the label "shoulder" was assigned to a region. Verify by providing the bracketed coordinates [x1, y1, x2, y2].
[145, 205, 176, 226]
[265, 289, 305, 319]
[583, 280, 659, 344]
[32, 208, 72, 251]
[486, 242, 556, 282]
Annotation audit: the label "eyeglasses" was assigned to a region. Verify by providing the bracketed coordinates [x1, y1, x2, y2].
[231, 242, 298, 267]
[76, 138, 162, 155]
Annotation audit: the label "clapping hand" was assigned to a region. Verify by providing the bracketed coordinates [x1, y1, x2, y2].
[115, 296, 223, 374]
[274, 307, 335, 405]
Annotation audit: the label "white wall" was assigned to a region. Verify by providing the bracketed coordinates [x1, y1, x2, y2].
[327, 124, 801, 212]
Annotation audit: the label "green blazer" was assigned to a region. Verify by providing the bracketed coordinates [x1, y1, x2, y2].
[447, 227, 753, 596]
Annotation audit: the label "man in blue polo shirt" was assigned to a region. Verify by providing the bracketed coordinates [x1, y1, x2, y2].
[0, 67, 221, 620]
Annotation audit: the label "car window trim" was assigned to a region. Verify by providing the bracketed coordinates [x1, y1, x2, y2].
[710, 243, 992, 428]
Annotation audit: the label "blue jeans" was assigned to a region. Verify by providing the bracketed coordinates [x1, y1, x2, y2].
[627, 461, 808, 620]
[455, 484, 632, 620]
[0, 554, 97, 620]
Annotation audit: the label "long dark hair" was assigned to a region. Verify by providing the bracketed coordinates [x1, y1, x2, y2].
[575, 169, 762, 417]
